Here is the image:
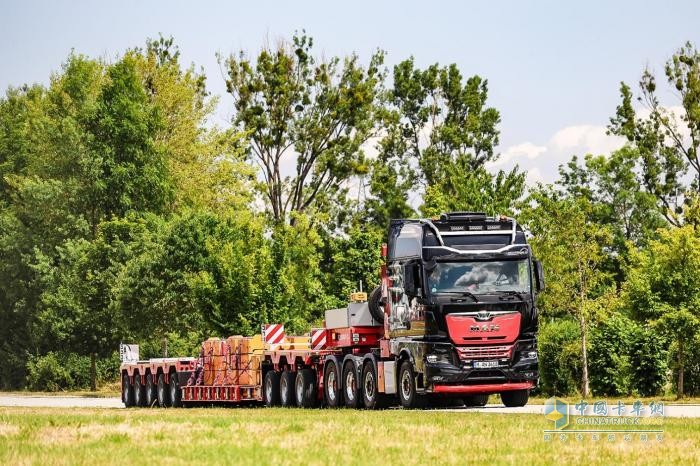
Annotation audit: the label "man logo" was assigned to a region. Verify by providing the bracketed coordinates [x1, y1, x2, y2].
[544, 397, 569, 430]
[475, 310, 492, 321]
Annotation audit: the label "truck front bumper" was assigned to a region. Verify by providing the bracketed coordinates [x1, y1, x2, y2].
[432, 381, 534, 394]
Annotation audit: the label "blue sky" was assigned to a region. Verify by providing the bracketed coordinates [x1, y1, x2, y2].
[2, 0, 699, 183]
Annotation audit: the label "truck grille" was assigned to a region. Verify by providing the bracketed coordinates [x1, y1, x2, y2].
[456, 344, 514, 359]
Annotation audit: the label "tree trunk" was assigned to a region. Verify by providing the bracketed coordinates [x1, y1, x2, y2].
[677, 343, 684, 398]
[580, 316, 590, 398]
[90, 352, 97, 392]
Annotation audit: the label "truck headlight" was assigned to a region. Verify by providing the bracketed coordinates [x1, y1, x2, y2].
[426, 353, 451, 364]
[519, 351, 537, 360]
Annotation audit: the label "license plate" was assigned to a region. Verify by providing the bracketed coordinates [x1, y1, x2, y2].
[474, 360, 499, 369]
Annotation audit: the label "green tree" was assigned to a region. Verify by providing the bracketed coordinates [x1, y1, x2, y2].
[623, 226, 700, 396]
[222, 32, 386, 224]
[608, 41, 700, 225]
[521, 188, 614, 397]
[558, 147, 666, 281]
[378, 58, 524, 217]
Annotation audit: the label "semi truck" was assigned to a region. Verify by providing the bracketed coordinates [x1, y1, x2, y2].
[121, 212, 543, 409]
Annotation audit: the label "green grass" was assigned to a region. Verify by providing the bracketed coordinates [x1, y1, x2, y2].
[0, 407, 698, 465]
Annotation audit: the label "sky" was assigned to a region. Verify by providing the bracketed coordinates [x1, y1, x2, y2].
[2, 0, 699, 185]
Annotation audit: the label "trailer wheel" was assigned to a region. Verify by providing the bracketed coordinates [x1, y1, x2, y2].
[464, 394, 489, 407]
[323, 360, 343, 408]
[361, 362, 386, 409]
[122, 373, 134, 407]
[145, 374, 157, 407]
[398, 361, 425, 409]
[157, 372, 170, 407]
[295, 369, 317, 408]
[134, 372, 146, 407]
[264, 370, 281, 407]
[342, 362, 362, 408]
[500, 389, 529, 407]
[169, 371, 182, 407]
[279, 370, 296, 407]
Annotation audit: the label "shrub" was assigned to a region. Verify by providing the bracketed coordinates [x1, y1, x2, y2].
[589, 313, 668, 397]
[26, 351, 120, 391]
[538, 318, 582, 396]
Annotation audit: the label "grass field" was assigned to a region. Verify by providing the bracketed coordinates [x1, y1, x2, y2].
[0, 407, 698, 465]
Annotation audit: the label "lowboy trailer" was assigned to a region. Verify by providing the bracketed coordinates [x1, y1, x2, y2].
[121, 212, 543, 409]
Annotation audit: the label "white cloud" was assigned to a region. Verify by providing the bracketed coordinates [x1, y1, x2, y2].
[498, 142, 547, 165]
[549, 125, 625, 155]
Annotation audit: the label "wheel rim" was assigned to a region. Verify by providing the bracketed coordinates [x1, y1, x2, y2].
[364, 371, 375, 400]
[281, 376, 288, 404]
[345, 370, 355, 401]
[401, 370, 412, 400]
[265, 376, 272, 402]
[296, 375, 304, 403]
[327, 370, 336, 402]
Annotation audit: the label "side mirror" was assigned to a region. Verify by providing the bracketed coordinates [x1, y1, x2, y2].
[534, 260, 545, 292]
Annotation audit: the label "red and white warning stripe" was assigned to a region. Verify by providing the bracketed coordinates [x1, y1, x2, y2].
[262, 324, 285, 346]
[310, 328, 327, 350]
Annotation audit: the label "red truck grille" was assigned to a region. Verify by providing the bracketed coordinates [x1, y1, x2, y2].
[456, 344, 514, 360]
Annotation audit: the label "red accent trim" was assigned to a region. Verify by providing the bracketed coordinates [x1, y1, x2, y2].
[445, 313, 521, 345]
[432, 382, 534, 394]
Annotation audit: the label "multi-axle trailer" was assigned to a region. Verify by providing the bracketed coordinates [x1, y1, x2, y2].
[121, 212, 543, 409]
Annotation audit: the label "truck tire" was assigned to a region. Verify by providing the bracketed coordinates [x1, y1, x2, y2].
[295, 369, 317, 408]
[122, 373, 134, 407]
[368, 286, 384, 323]
[157, 372, 170, 407]
[398, 361, 425, 409]
[280, 370, 296, 407]
[169, 371, 182, 407]
[464, 394, 489, 407]
[324, 360, 343, 408]
[500, 389, 529, 407]
[145, 374, 157, 407]
[342, 362, 362, 408]
[134, 372, 146, 407]
[361, 362, 387, 409]
[264, 370, 281, 407]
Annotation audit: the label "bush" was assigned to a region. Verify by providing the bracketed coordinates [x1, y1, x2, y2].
[538, 318, 582, 396]
[589, 313, 667, 397]
[26, 351, 120, 391]
[670, 332, 700, 396]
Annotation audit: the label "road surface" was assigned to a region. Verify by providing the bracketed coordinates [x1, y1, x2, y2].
[1, 395, 699, 417]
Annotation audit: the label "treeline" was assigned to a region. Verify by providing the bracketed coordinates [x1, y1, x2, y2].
[1, 34, 699, 397]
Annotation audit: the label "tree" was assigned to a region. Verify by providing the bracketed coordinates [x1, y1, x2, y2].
[222, 32, 386, 224]
[557, 147, 666, 282]
[608, 41, 700, 225]
[521, 188, 614, 397]
[372, 58, 524, 217]
[623, 226, 700, 397]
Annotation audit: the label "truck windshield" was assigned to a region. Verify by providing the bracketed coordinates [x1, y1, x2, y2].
[427, 259, 531, 295]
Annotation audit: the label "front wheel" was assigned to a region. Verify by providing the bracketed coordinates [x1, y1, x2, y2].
[398, 361, 425, 409]
[500, 389, 529, 407]
[464, 394, 489, 407]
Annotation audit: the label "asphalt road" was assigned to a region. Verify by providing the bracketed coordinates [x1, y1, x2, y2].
[1, 395, 699, 417]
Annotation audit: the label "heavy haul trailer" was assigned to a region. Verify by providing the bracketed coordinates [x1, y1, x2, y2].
[121, 212, 543, 409]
